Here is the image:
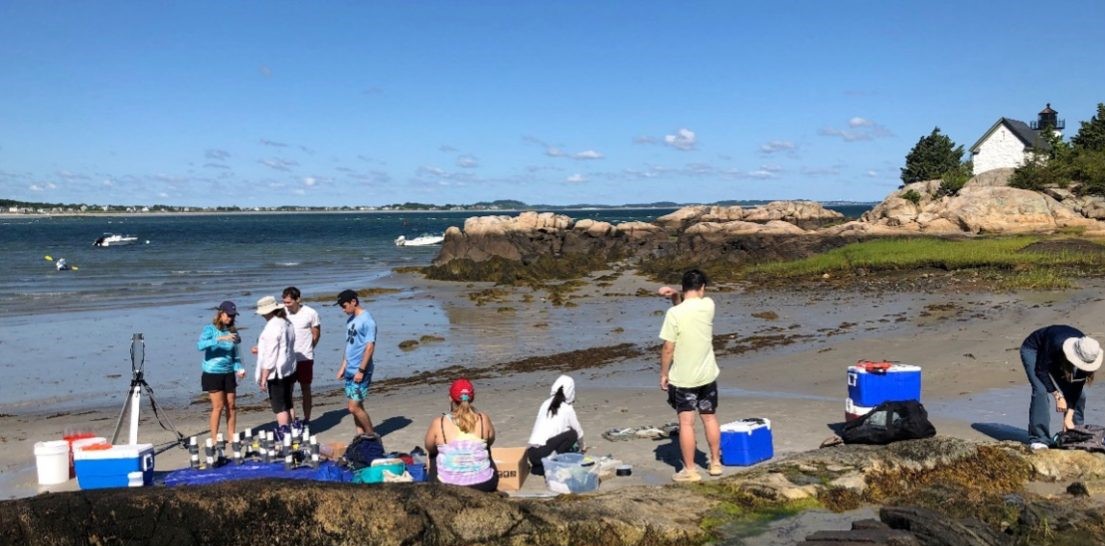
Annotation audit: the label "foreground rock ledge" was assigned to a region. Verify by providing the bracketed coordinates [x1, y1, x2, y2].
[6, 438, 1105, 545]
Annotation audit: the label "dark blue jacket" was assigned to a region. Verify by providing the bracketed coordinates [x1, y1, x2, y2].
[1023, 325, 1089, 401]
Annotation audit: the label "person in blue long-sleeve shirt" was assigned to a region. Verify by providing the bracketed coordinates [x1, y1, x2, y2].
[197, 300, 245, 444]
[1020, 325, 1103, 449]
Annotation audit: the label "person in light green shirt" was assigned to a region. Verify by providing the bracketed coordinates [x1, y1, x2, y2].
[658, 269, 722, 483]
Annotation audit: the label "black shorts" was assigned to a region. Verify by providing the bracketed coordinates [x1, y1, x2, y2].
[667, 381, 719, 414]
[202, 372, 237, 393]
[267, 374, 297, 414]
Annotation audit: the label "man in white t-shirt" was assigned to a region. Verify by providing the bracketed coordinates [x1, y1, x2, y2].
[282, 286, 321, 424]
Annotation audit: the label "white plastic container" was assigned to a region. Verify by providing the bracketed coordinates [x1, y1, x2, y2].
[34, 440, 71, 485]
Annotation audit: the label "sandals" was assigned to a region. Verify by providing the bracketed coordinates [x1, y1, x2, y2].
[602, 423, 681, 442]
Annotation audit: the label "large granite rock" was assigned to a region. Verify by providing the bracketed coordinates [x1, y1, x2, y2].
[656, 201, 844, 231]
[7, 438, 1105, 546]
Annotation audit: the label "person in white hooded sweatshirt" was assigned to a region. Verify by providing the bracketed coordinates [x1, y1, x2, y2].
[252, 295, 298, 433]
[526, 375, 585, 476]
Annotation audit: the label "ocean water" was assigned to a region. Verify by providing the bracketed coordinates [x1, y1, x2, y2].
[0, 206, 869, 316]
[0, 210, 674, 316]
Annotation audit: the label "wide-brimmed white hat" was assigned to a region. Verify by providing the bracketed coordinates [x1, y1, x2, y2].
[254, 295, 284, 315]
[1062, 336, 1104, 372]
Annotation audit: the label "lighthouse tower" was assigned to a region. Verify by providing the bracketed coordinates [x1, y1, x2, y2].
[1031, 103, 1064, 137]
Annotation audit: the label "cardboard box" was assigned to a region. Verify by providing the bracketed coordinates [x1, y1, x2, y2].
[490, 446, 530, 491]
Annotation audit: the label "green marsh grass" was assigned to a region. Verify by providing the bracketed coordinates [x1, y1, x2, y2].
[745, 236, 1105, 289]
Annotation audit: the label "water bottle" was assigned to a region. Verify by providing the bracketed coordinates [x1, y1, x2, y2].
[310, 435, 320, 469]
[216, 433, 226, 461]
[231, 433, 242, 464]
[204, 438, 214, 469]
[188, 436, 200, 469]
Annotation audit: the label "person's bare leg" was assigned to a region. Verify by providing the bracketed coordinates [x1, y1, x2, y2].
[678, 410, 697, 471]
[348, 399, 375, 435]
[701, 413, 721, 464]
[301, 383, 313, 422]
[225, 392, 238, 438]
[208, 391, 226, 442]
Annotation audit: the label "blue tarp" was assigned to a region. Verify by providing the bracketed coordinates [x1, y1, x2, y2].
[162, 461, 353, 487]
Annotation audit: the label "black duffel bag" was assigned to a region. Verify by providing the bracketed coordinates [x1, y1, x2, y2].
[841, 400, 936, 445]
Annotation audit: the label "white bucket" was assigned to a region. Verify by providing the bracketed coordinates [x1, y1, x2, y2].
[34, 440, 71, 485]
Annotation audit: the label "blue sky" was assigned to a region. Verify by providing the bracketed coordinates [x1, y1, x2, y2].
[2, 2, 1103, 207]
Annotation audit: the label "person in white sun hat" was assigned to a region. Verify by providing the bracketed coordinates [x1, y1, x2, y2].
[1020, 325, 1103, 450]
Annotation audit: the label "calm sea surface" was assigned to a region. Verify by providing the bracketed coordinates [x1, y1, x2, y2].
[0, 206, 868, 316]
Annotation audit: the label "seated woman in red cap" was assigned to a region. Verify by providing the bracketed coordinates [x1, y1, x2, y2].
[424, 378, 499, 492]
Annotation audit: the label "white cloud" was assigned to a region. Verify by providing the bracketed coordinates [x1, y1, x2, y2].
[546, 146, 565, 157]
[820, 118, 893, 142]
[205, 148, 231, 160]
[457, 155, 479, 168]
[866, 170, 879, 177]
[29, 184, 43, 191]
[566, 173, 586, 184]
[259, 64, 272, 78]
[760, 140, 796, 154]
[573, 150, 604, 160]
[259, 158, 298, 171]
[748, 169, 779, 179]
[102, 179, 113, 187]
[663, 128, 697, 151]
[158, 192, 169, 198]
[439, 145, 458, 153]
[633, 135, 659, 145]
[303, 177, 317, 187]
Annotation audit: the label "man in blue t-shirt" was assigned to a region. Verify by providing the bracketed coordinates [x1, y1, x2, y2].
[334, 289, 377, 436]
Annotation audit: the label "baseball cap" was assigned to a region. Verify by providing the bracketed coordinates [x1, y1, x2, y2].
[217, 301, 238, 316]
[449, 379, 475, 403]
[335, 289, 358, 306]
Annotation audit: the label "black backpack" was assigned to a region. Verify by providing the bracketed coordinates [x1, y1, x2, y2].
[344, 433, 385, 469]
[841, 400, 936, 445]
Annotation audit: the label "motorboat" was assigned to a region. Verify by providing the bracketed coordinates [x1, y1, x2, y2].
[93, 233, 139, 247]
[394, 234, 445, 247]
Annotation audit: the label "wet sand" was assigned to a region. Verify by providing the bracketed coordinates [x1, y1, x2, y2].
[4, 270, 1105, 502]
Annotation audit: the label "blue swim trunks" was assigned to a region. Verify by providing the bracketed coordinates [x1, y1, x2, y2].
[344, 369, 373, 401]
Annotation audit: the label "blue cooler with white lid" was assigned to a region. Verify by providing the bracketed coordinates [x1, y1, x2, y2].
[74, 443, 154, 490]
[720, 418, 773, 466]
[847, 363, 921, 406]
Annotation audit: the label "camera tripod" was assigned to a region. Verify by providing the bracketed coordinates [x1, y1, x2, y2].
[110, 333, 185, 450]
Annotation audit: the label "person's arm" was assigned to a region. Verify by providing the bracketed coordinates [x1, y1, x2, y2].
[566, 406, 584, 451]
[256, 328, 276, 390]
[658, 286, 682, 306]
[424, 417, 441, 456]
[660, 341, 675, 391]
[1034, 349, 1065, 412]
[482, 413, 496, 447]
[354, 342, 374, 384]
[310, 325, 321, 348]
[197, 325, 231, 351]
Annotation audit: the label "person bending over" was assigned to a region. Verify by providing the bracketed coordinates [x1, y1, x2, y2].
[526, 374, 585, 476]
[1020, 325, 1102, 449]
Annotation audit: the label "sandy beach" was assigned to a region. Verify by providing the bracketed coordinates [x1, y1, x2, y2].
[3, 269, 1104, 501]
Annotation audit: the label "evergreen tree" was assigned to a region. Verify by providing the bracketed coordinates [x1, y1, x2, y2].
[1071, 103, 1105, 152]
[900, 127, 966, 185]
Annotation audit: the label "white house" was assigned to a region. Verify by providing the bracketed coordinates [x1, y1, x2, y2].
[969, 104, 1063, 175]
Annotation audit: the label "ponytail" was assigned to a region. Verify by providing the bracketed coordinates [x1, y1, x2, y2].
[452, 399, 478, 434]
[546, 387, 566, 418]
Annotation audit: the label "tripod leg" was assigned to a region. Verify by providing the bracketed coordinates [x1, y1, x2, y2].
[109, 389, 129, 444]
[128, 385, 142, 444]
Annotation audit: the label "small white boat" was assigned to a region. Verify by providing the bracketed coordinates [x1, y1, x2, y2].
[395, 234, 445, 247]
[93, 233, 139, 247]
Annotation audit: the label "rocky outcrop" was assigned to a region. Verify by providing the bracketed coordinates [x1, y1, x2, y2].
[7, 438, 1105, 545]
[656, 201, 844, 231]
[429, 172, 1105, 281]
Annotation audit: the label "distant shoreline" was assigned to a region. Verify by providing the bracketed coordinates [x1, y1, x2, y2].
[0, 202, 875, 220]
